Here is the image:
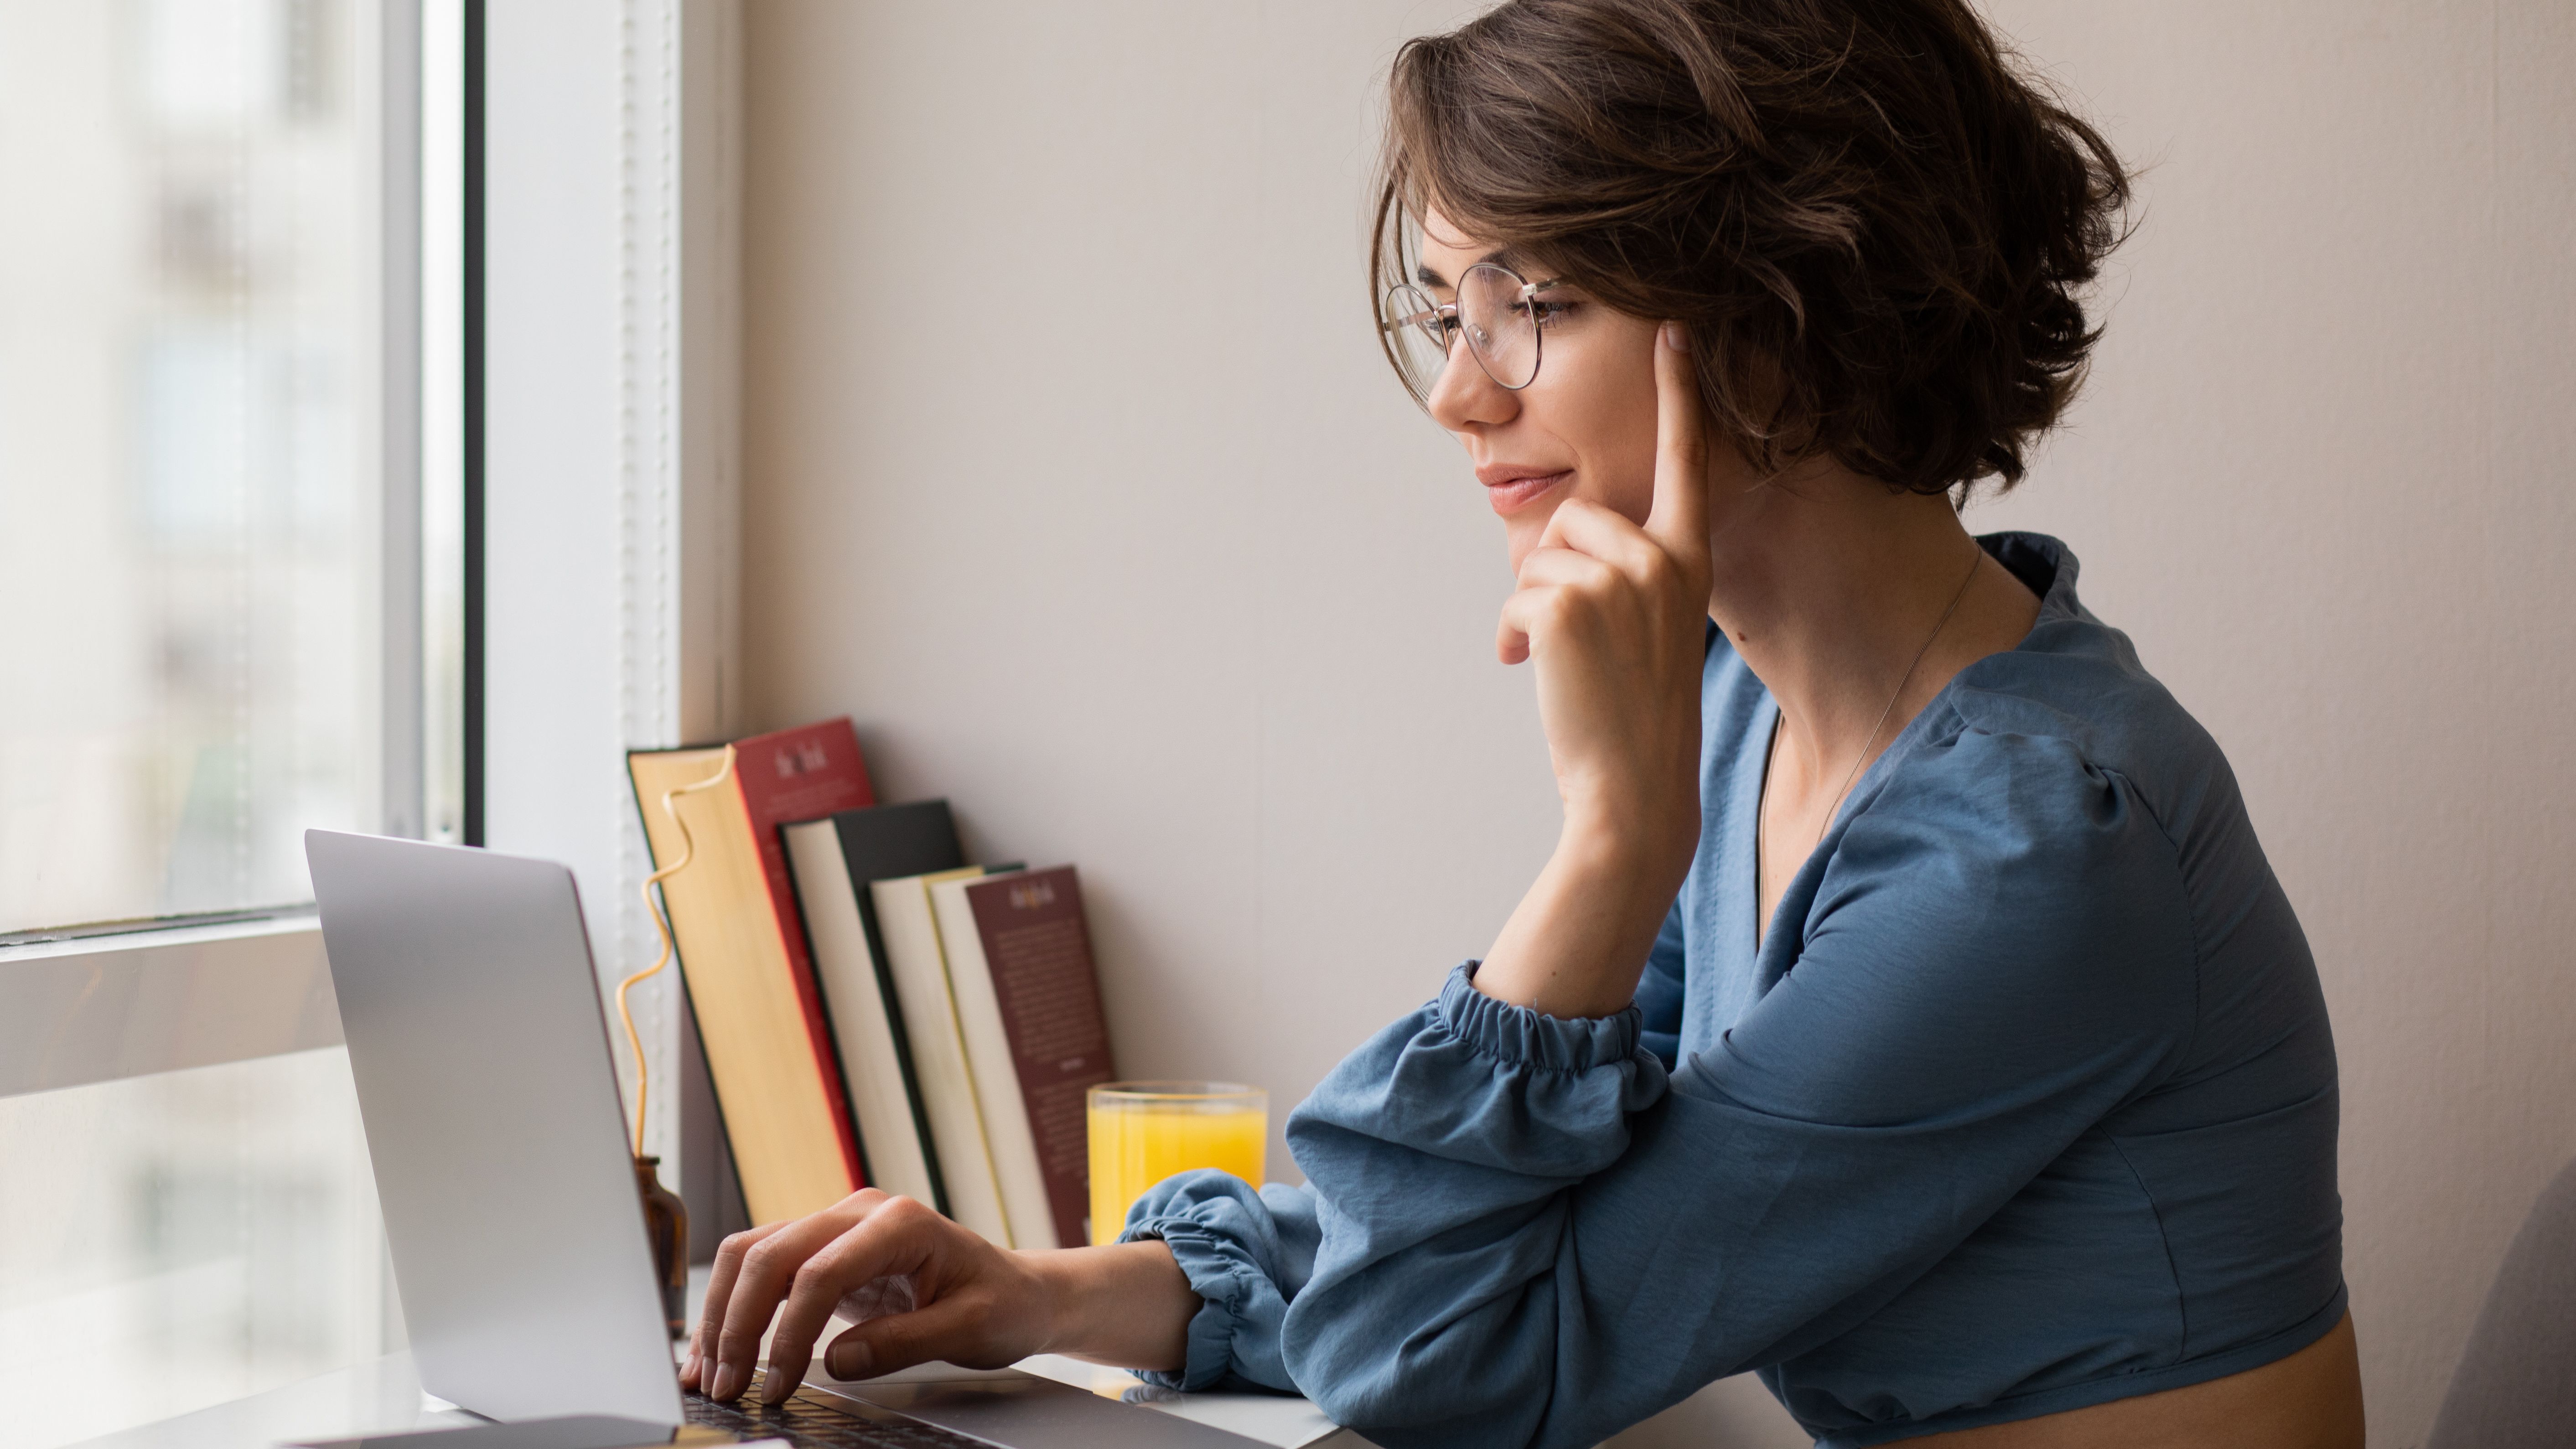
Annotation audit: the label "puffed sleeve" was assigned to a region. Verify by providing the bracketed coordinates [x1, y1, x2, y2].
[1118, 900, 1685, 1395]
[1119, 1171, 1321, 1392]
[1269, 730, 2197, 1448]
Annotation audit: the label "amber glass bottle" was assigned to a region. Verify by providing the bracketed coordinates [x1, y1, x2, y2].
[634, 1155, 689, 1338]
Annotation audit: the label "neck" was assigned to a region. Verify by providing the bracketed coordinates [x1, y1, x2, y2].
[1709, 462, 2029, 793]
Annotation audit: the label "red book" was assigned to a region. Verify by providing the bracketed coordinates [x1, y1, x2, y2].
[629, 719, 874, 1223]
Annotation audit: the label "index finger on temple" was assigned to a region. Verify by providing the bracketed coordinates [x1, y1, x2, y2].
[1643, 321, 1710, 548]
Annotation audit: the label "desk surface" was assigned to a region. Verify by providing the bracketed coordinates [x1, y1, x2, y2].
[68, 1266, 1370, 1449]
[66, 1350, 1369, 1449]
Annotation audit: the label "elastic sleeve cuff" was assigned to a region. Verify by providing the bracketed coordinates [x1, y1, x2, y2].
[1112, 1172, 1308, 1394]
[1440, 961, 1644, 1071]
[1120, 1212, 1262, 1392]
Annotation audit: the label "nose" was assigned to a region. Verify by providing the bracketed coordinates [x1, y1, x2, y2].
[1425, 330, 1518, 434]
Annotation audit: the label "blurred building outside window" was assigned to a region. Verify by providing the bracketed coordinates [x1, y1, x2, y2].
[0, 0, 408, 932]
[0, 1050, 392, 1445]
[0, 0, 459, 1439]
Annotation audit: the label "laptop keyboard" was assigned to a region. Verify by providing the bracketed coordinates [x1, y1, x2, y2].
[684, 1374, 989, 1448]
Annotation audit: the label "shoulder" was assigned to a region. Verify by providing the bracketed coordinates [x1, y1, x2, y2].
[1950, 638, 2222, 812]
[1947, 533, 2242, 835]
[1820, 537, 2221, 972]
[1742, 720, 2201, 1123]
[1826, 719, 2192, 964]
[1804, 566, 2236, 1020]
[1833, 577, 2213, 916]
[1767, 719, 2199, 1114]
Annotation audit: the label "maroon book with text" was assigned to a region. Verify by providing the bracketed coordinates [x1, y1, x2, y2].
[961, 867, 1117, 1250]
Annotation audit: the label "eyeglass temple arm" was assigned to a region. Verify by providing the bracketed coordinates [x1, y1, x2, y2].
[1381, 276, 1560, 336]
[1381, 301, 1459, 337]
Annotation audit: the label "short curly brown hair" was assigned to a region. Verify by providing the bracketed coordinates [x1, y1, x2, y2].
[1374, 0, 2130, 497]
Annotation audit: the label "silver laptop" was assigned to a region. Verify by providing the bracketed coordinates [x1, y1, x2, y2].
[307, 829, 1262, 1448]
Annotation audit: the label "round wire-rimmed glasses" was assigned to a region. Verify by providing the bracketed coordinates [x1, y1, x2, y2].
[1380, 261, 1567, 395]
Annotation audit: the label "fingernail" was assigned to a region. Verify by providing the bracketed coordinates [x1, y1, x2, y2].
[761, 1367, 789, 1405]
[712, 1361, 740, 1401]
[1661, 321, 1686, 350]
[828, 1341, 873, 1380]
[682, 1348, 698, 1386]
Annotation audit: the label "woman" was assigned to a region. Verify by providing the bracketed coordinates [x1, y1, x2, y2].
[687, 1, 2362, 1444]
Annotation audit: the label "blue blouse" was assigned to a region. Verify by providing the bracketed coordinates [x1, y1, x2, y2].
[1123, 533, 2344, 1448]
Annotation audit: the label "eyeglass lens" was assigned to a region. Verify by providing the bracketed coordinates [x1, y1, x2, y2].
[1382, 263, 1543, 394]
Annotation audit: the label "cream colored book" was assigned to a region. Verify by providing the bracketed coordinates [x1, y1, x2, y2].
[926, 869, 1063, 1251]
[870, 866, 1012, 1245]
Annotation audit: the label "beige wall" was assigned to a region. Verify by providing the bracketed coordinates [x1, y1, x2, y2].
[739, 3, 2576, 1444]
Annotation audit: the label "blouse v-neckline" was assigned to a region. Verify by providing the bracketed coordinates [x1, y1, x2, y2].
[1736, 613, 2012, 959]
[1734, 537, 2060, 962]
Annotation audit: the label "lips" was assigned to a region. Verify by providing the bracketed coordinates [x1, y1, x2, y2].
[1478, 468, 1572, 515]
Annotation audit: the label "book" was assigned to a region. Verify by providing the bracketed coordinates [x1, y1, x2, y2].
[627, 719, 874, 1225]
[781, 800, 964, 1214]
[929, 866, 1117, 1252]
[870, 866, 1016, 1245]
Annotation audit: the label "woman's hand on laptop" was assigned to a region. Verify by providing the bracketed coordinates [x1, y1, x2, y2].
[684, 1187, 1199, 1405]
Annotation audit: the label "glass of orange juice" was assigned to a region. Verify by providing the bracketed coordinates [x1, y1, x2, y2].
[1086, 1082, 1268, 1245]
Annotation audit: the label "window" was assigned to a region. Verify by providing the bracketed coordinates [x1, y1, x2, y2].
[0, 1, 451, 1440]
[0, 1, 734, 1434]
[0, 1047, 390, 1443]
[0, 0, 453, 938]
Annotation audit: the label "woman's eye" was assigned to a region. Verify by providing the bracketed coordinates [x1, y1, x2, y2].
[1532, 299, 1579, 326]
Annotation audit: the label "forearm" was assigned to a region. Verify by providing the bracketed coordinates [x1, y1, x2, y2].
[1026, 1240, 1197, 1372]
[1475, 808, 1693, 1019]
[1277, 968, 1669, 1444]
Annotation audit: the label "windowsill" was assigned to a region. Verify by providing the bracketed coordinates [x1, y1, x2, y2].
[0, 906, 320, 960]
[0, 911, 341, 1099]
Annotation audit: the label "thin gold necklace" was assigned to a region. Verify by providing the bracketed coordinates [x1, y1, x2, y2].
[1762, 544, 1987, 881]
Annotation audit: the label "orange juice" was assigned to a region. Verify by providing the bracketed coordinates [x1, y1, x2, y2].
[1087, 1082, 1268, 1245]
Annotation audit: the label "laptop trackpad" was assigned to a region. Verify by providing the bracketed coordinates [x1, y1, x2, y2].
[842, 1377, 1270, 1448]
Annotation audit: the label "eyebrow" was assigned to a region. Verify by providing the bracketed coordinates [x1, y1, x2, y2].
[1413, 247, 1527, 290]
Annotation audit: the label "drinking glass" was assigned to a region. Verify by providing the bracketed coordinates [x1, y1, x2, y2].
[1086, 1082, 1268, 1246]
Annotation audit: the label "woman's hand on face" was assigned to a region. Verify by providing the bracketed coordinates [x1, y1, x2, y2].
[683, 1189, 1052, 1405]
[1496, 321, 1710, 856]
[1476, 323, 1710, 1018]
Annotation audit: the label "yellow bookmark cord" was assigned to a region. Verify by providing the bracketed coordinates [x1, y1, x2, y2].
[619, 744, 737, 1159]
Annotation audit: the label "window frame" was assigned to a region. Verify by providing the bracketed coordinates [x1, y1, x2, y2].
[0, 0, 432, 1093]
[0, 1, 746, 1203]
